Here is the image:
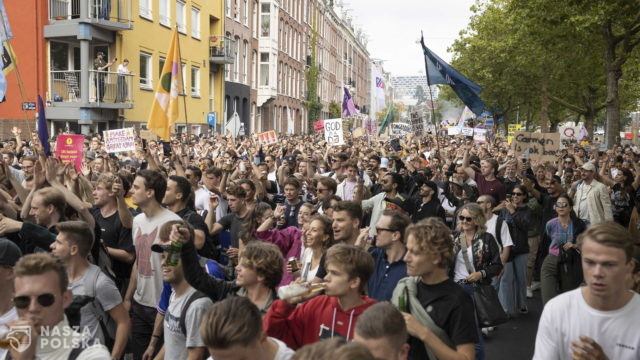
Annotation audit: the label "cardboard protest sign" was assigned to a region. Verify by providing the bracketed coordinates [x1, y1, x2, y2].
[257, 131, 278, 145]
[103, 128, 136, 153]
[473, 128, 487, 143]
[512, 132, 560, 163]
[390, 122, 412, 136]
[55, 135, 84, 172]
[140, 130, 157, 142]
[352, 127, 365, 138]
[324, 118, 345, 146]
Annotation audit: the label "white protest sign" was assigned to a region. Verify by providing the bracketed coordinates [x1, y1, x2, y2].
[559, 125, 579, 140]
[324, 118, 345, 146]
[103, 128, 136, 153]
[461, 127, 474, 137]
[448, 127, 461, 136]
[390, 122, 412, 136]
[473, 128, 487, 143]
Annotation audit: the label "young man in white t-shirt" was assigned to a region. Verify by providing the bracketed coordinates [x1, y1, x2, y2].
[534, 222, 640, 360]
[124, 170, 181, 359]
[200, 297, 294, 360]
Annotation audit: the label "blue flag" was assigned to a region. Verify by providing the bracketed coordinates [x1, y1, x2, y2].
[37, 95, 51, 156]
[420, 35, 485, 115]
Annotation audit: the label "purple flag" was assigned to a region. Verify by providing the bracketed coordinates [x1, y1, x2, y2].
[342, 86, 359, 117]
[37, 95, 51, 156]
[578, 124, 589, 141]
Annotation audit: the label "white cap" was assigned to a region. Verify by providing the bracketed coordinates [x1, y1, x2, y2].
[380, 157, 389, 169]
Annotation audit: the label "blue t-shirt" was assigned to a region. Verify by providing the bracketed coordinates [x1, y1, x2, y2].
[367, 247, 407, 301]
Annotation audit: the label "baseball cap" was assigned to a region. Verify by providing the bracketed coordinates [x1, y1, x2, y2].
[97, 51, 105, 57]
[581, 162, 596, 172]
[284, 155, 296, 163]
[0, 238, 22, 267]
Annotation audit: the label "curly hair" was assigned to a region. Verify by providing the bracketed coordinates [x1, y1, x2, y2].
[239, 241, 284, 290]
[240, 202, 272, 245]
[456, 202, 487, 235]
[406, 217, 455, 269]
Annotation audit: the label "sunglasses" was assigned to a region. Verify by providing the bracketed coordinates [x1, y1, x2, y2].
[512, 192, 525, 196]
[376, 227, 397, 234]
[458, 215, 473, 223]
[13, 293, 56, 309]
[555, 202, 570, 208]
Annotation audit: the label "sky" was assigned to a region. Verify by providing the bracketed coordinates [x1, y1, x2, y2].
[344, 0, 476, 76]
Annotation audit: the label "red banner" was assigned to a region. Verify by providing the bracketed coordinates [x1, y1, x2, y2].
[55, 135, 84, 172]
[313, 120, 325, 132]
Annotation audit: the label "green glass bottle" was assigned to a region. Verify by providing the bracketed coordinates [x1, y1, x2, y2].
[167, 241, 183, 266]
[398, 295, 407, 312]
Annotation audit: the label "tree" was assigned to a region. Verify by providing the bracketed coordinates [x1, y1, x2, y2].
[304, 10, 323, 133]
[414, 85, 427, 105]
[328, 101, 341, 118]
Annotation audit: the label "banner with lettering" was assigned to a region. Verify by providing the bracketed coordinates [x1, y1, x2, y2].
[512, 132, 560, 163]
[55, 135, 84, 172]
[257, 131, 278, 145]
[103, 128, 136, 153]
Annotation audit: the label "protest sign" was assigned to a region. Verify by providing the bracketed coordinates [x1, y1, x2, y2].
[448, 127, 461, 136]
[324, 118, 345, 146]
[507, 124, 522, 144]
[390, 122, 412, 136]
[313, 120, 325, 132]
[461, 127, 474, 137]
[352, 127, 365, 138]
[559, 125, 579, 141]
[103, 128, 136, 153]
[55, 135, 84, 172]
[512, 132, 560, 163]
[473, 128, 487, 143]
[257, 131, 278, 145]
[140, 130, 157, 142]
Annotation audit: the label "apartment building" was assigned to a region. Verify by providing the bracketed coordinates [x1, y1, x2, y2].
[41, 0, 225, 135]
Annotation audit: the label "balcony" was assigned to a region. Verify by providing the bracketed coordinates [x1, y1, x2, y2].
[209, 35, 236, 65]
[49, 70, 134, 108]
[49, 0, 132, 31]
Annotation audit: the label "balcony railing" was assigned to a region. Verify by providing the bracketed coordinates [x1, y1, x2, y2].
[49, 70, 134, 104]
[209, 35, 236, 65]
[49, 0, 132, 26]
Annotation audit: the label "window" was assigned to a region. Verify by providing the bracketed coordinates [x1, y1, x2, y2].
[191, 7, 200, 39]
[191, 66, 200, 96]
[225, 0, 231, 17]
[139, 0, 152, 19]
[139, 52, 152, 89]
[158, 56, 166, 76]
[233, 0, 239, 21]
[260, 3, 270, 37]
[234, 36, 240, 82]
[159, 0, 170, 26]
[243, 0, 248, 25]
[181, 63, 187, 95]
[252, 0, 258, 38]
[259, 52, 269, 86]
[251, 50, 257, 88]
[242, 40, 248, 84]
[176, 0, 186, 33]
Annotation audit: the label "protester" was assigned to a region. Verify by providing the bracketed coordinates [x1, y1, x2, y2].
[353, 302, 409, 360]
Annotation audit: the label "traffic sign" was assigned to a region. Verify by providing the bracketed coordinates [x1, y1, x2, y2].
[22, 102, 36, 110]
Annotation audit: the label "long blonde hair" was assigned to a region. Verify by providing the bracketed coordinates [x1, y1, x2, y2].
[456, 202, 487, 235]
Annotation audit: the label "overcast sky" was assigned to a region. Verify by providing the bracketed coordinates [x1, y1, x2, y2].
[344, 0, 475, 76]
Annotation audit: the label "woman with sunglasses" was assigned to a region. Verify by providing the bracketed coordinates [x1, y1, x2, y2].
[540, 195, 587, 305]
[451, 203, 503, 360]
[497, 185, 531, 315]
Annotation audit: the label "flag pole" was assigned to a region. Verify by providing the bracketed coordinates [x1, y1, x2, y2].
[177, 25, 190, 140]
[421, 32, 440, 152]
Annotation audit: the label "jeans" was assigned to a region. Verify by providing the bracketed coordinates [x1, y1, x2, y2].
[540, 254, 574, 306]
[130, 300, 160, 360]
[459, 282, 485, 360]
[499, 253, 529, 314]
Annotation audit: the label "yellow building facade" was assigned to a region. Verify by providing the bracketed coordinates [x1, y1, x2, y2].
[118, 0, 226, 132]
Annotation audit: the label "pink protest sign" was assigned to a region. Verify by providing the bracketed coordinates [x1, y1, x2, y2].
[55, 135, 84, 172]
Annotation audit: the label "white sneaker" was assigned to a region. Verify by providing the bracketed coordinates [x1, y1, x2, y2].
[481, 328, 490, 336]
[530, 281, 541, 291]
[527, 287, 533, 298]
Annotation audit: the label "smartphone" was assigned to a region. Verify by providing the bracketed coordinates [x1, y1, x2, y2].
[359, 168, 364, 179]
[141, 139, 148, 151]
[162, 141, 171, 156]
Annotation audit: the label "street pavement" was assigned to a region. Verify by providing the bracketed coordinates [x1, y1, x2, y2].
[484, 289, 543, 359]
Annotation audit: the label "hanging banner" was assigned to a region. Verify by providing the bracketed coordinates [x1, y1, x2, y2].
[257, 130, 278, 145]
[512, 132, 560, 163]
[473, 128, 487, 143]
[55, 135, 84, 172]
[324, 118, 344, 146]
[103, 128, 136, 153]
[390, 122, 412, 136]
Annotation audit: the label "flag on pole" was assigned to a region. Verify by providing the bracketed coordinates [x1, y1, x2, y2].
[37, 95, 51, 156]
[147, 29, 183, 140]
[342, 85, 359, 117]
[371, 62, 386, 114]
[420, 35, 485, 115]
[0, 0, 13, 43]
[378, 103, 394, 136]
[578, 124, 589, 141]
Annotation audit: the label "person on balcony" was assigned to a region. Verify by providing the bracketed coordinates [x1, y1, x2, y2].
[94, 52, 116, 102]
[116, 59, 130, 103]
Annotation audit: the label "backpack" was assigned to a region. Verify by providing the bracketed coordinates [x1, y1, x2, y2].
[65, 265, 117, 349]
[178, 290, 209, 360]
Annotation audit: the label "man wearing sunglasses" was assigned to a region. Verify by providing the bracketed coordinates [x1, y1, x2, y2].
[6, 253, 110, 359]
[0, 239, 22, 360]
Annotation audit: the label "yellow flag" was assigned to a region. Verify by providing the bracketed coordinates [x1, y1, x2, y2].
[147, 29, 183, 140]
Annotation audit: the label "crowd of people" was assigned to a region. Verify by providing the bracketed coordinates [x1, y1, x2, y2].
[0, 126, 638, 360]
